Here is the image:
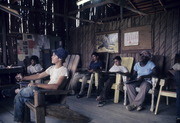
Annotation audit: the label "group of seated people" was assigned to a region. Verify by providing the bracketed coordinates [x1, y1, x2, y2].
[1, 47, 179, 122]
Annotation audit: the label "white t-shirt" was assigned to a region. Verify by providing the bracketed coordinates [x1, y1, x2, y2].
[172, 63, 180, 71]
[27, 64, 43, 74]
[45, 65, 68, 84]
[27, 64, 43, 83]
[109, 65, 128, 73]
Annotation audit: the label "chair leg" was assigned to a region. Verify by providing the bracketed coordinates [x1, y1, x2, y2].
[87, 81, 93, 98]
[124, 86, 127, 105]
[35, 107, 45, 123]
[166, 97, 169, 105]
[154, 92, 162, 115]
[150, 93, 154, 112]
[114, 87, 119, 103]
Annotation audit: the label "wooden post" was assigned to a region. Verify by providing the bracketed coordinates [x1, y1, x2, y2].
[2, 13, 7, 65]
[105, 53, 109, 72]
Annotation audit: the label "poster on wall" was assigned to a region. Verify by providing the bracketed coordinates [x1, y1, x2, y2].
[124, 31, 139, 46]
[95, 31, 119, 53]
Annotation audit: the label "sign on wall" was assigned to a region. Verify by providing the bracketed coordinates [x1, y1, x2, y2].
[121, 25, 152, 52]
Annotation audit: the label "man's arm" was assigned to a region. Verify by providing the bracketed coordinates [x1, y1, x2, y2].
[29, 76, 66, 90]
[22, 71, 48, 81]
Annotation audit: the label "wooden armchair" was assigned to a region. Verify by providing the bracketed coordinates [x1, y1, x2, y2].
[154, 79, 177, 115]
[79, 72, 98, 98]
[123, 55, 164, 112]
[23, 55, 90, 123]
[95, 57, 134, 103]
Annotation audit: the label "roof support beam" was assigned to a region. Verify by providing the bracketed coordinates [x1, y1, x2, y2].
[69, 0, 111, 15]
[128, 0, 137, 10]
[1, 4, 102, 24]
[158, 0, 166, 11]
[69, 0, 147, 16]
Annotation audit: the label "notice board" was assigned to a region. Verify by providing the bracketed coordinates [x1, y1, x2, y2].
[121, 25, 152, 51]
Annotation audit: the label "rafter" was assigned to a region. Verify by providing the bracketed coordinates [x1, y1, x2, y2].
[1, 4, 102, 24]
[158, 0, 166, 11]
[69, 0, 147, 16]
[128, 0, 137, 10]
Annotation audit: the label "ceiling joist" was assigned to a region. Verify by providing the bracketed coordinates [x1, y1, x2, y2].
[69, 0, 147, 16]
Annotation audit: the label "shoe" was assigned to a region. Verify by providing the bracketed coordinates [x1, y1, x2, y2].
[76, 94, 84, 99]
[176, 118, 180, 123]
[96, 96, 103, 101]
[97, 101, 106, 107]
[126, 105, 136, 111]
[136, 106, 143, 111]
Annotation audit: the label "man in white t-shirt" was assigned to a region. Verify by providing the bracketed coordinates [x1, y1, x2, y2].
[14, 48, 68, 122]
[96, 56, 129, 107]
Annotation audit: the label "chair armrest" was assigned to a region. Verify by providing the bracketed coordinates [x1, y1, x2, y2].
[35, 89, 72, 96]
[32, 89, 72, 107]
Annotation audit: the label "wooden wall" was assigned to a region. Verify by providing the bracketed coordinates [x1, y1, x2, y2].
[68, 8, 180, 72]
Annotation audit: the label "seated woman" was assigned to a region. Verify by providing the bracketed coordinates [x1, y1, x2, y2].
[96, 56, 129, 107]
[27, 55, 43, 83]
[14, 48, 68, 122]
[126, 50, 156, 111]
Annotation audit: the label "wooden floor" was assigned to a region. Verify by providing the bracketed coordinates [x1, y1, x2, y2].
[0, 95, 176, 123]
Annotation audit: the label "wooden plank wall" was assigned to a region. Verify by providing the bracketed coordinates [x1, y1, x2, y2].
[68, 8, 180, 72]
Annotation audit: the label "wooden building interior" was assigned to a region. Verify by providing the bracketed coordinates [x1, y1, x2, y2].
[0, 0, 180, 122]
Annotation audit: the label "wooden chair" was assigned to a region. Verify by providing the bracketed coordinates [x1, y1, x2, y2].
[154, 79, 177, 115]
[123, 55, 164, 112]
[94, 57, 134, 103]
[78, 72, 98, 98]
[111, 57, 134, 103]
[23, 55, 90, 123]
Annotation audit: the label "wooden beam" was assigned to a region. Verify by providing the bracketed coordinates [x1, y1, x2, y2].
[1, 4, 102, 24]
[69, 0, 111, 15]
[69, 0, 147, 16]
[158, 0, 166, 11]
[128, 0, 137, 10]
[110, 0, 147, 16]
[0, 4, 22, 18]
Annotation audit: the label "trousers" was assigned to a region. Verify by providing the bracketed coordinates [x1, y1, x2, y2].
[126, 81, 151, 106]
[14, 86, 40, 122]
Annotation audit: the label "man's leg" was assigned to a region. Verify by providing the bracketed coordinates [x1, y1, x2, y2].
[101, 77, 115, 99]
[14, 87, 38, 122]
[126, 83, 138, 104]
[132, 81, 151, 107]
[79, 74, 90, 95]
[69, 73, 84, 92]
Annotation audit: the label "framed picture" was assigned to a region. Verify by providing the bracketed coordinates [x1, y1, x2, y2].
[95, 31, 119, 53]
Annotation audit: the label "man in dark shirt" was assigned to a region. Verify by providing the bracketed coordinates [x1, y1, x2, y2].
[70, 52, 103, 98]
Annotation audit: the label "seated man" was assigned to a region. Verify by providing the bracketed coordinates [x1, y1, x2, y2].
[126, 50, 156, 111]
[168, 53, 180, 122]
[70, 52, 103, 98]
[96, 56, 129, 107]
[174, 71, 180, 123]
[14, 48, 68, 122]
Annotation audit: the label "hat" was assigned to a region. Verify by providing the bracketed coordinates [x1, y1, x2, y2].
[53, 48, 68, 60]
[140, 50, 151, 58]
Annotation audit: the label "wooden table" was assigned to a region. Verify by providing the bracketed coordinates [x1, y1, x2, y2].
[0, 66, 24, 85]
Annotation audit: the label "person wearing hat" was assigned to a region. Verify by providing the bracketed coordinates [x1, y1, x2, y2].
[125, 50, 156, 111]
[14, 47, 68, 123]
